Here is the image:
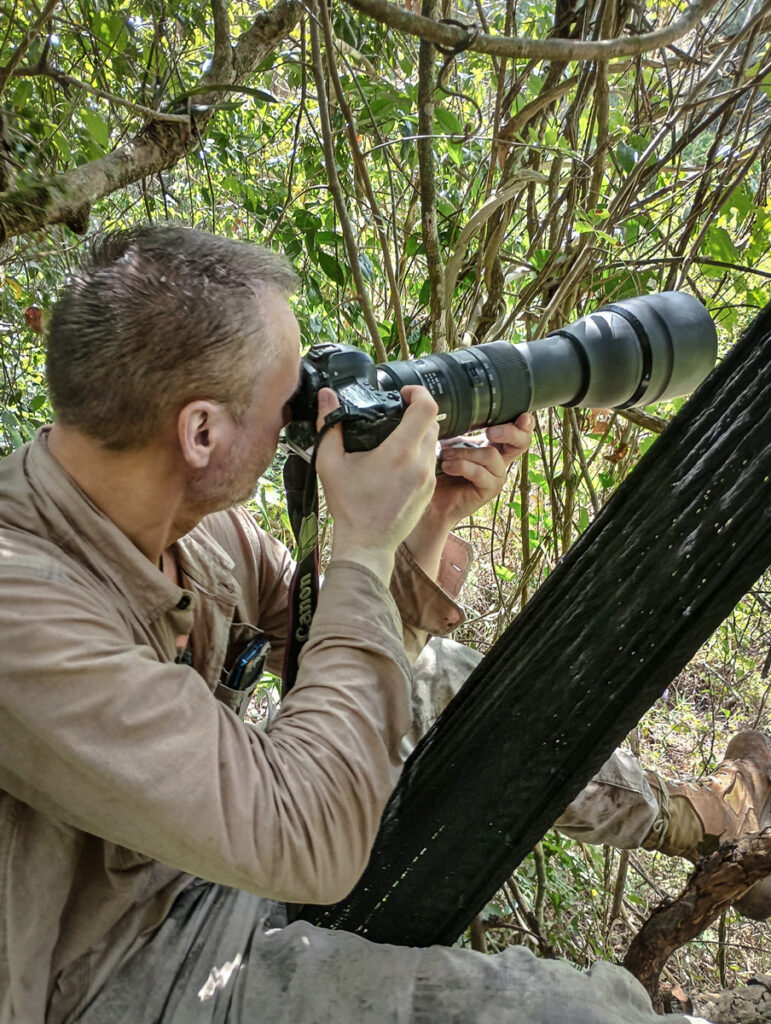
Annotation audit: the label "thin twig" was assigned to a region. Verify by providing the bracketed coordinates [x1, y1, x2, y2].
[14, 64, 191, 124]
[307, 2, 386, 360]
[609, 849, 629, 924]
[567, 409, 600, 516]
[533, 841, 547, 932]
[417, 0, 446, 352]
[0, 0, 60, 97]
[316, 0, 409, 357]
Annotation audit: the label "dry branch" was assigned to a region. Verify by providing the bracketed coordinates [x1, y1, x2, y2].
[341, 0, 723, 60]
[695, 974, 771, 1024]
[617, 408, 669, 434]
[623, 831, 771, 1002]
[307, 3, 387, 361]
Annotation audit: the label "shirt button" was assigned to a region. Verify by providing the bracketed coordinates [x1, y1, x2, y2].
[177, 595, 191, 610]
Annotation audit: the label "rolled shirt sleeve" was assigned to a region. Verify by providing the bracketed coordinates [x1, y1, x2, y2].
[390, 535, 471, 662]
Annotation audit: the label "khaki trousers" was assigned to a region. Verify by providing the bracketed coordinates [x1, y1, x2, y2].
[75, 881, 709, 1024]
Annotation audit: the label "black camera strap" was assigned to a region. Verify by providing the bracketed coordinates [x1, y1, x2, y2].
[281, 408, 353, 694]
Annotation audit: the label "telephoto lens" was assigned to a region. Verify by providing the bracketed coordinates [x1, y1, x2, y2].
[376, 292, 717, 440]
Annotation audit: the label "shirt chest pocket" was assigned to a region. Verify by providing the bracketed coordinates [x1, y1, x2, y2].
[214, 623, 272, 720]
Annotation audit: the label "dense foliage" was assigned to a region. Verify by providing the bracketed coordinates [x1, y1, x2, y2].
[1, 0, 769, 999]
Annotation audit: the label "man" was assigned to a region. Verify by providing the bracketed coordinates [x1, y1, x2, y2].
[0, 224, 711, 1024]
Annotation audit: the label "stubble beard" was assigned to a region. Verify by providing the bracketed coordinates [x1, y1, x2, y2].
[186, 438, 273, 520]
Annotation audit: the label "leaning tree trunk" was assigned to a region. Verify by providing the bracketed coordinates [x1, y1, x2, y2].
[300, 303, 771, 946]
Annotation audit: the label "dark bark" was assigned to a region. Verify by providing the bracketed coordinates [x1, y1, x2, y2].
[299, 303, 771, 946]
[624, 831, 771, 1001]
[695, 973, 771, 1024]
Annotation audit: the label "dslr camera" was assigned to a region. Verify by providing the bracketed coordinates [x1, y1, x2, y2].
[285, 292, 717, 454]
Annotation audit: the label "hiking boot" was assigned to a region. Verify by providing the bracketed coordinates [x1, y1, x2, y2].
[643, 730, 771, 920]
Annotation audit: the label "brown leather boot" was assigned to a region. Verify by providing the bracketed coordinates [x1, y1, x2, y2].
[642, 730, 771, 920]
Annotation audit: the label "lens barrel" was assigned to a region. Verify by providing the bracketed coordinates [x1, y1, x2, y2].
[376, 292, 717, 438]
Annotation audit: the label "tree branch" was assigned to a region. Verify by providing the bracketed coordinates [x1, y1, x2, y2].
[623, 831, 771, 1002]
[341, 0, 723, 61]
[211, 0, 234, 79]
[233, 0, 299, 75]
[0, 0, 301, 245]
[616, 407, 669, 435]
[0, 0, 59, 98]
[13, 64, 190, 124]
[418, 0, 445, 352]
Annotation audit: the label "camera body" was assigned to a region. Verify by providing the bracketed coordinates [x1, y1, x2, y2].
[288, 343, 406, 452]
[285, 293, 718, 455]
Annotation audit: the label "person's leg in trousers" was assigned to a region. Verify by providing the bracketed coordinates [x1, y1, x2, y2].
[410, 639, 771, 919]
[75, 880, 710, 1024]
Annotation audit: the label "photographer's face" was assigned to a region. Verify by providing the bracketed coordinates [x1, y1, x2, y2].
[190, 290, 301, 512]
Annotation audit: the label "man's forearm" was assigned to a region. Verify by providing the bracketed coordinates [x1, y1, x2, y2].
[402, 505, 453, 584]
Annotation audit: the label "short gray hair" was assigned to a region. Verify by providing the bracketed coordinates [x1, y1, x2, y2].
[47, 224, 298, 449]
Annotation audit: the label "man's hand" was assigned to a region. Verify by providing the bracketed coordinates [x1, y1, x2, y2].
[432, 413, 536, 530]
[315, 386, 440, 583]
[403, 412, 535, 583]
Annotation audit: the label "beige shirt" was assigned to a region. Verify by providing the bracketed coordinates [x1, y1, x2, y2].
[0, 431, 470, 1024]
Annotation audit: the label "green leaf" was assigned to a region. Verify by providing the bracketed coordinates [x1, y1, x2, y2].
[616, 141, 636, 173]
[318, 251, 347, 286]
[81, 110, 109, 149]
[446, 141, 463, 166]
[12, 80, 33, 108]
[435, 106, 464, 136]
[702, 225, 739, 263]
[358, 252, 374, 283]
[405, 236, 422, 257]
[720, 185, 753, 220]
[233, 86, 279, 105]
[368, 94, 402, 119]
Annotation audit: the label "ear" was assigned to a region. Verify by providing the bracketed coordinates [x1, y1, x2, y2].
[177, 400, 233, 469]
